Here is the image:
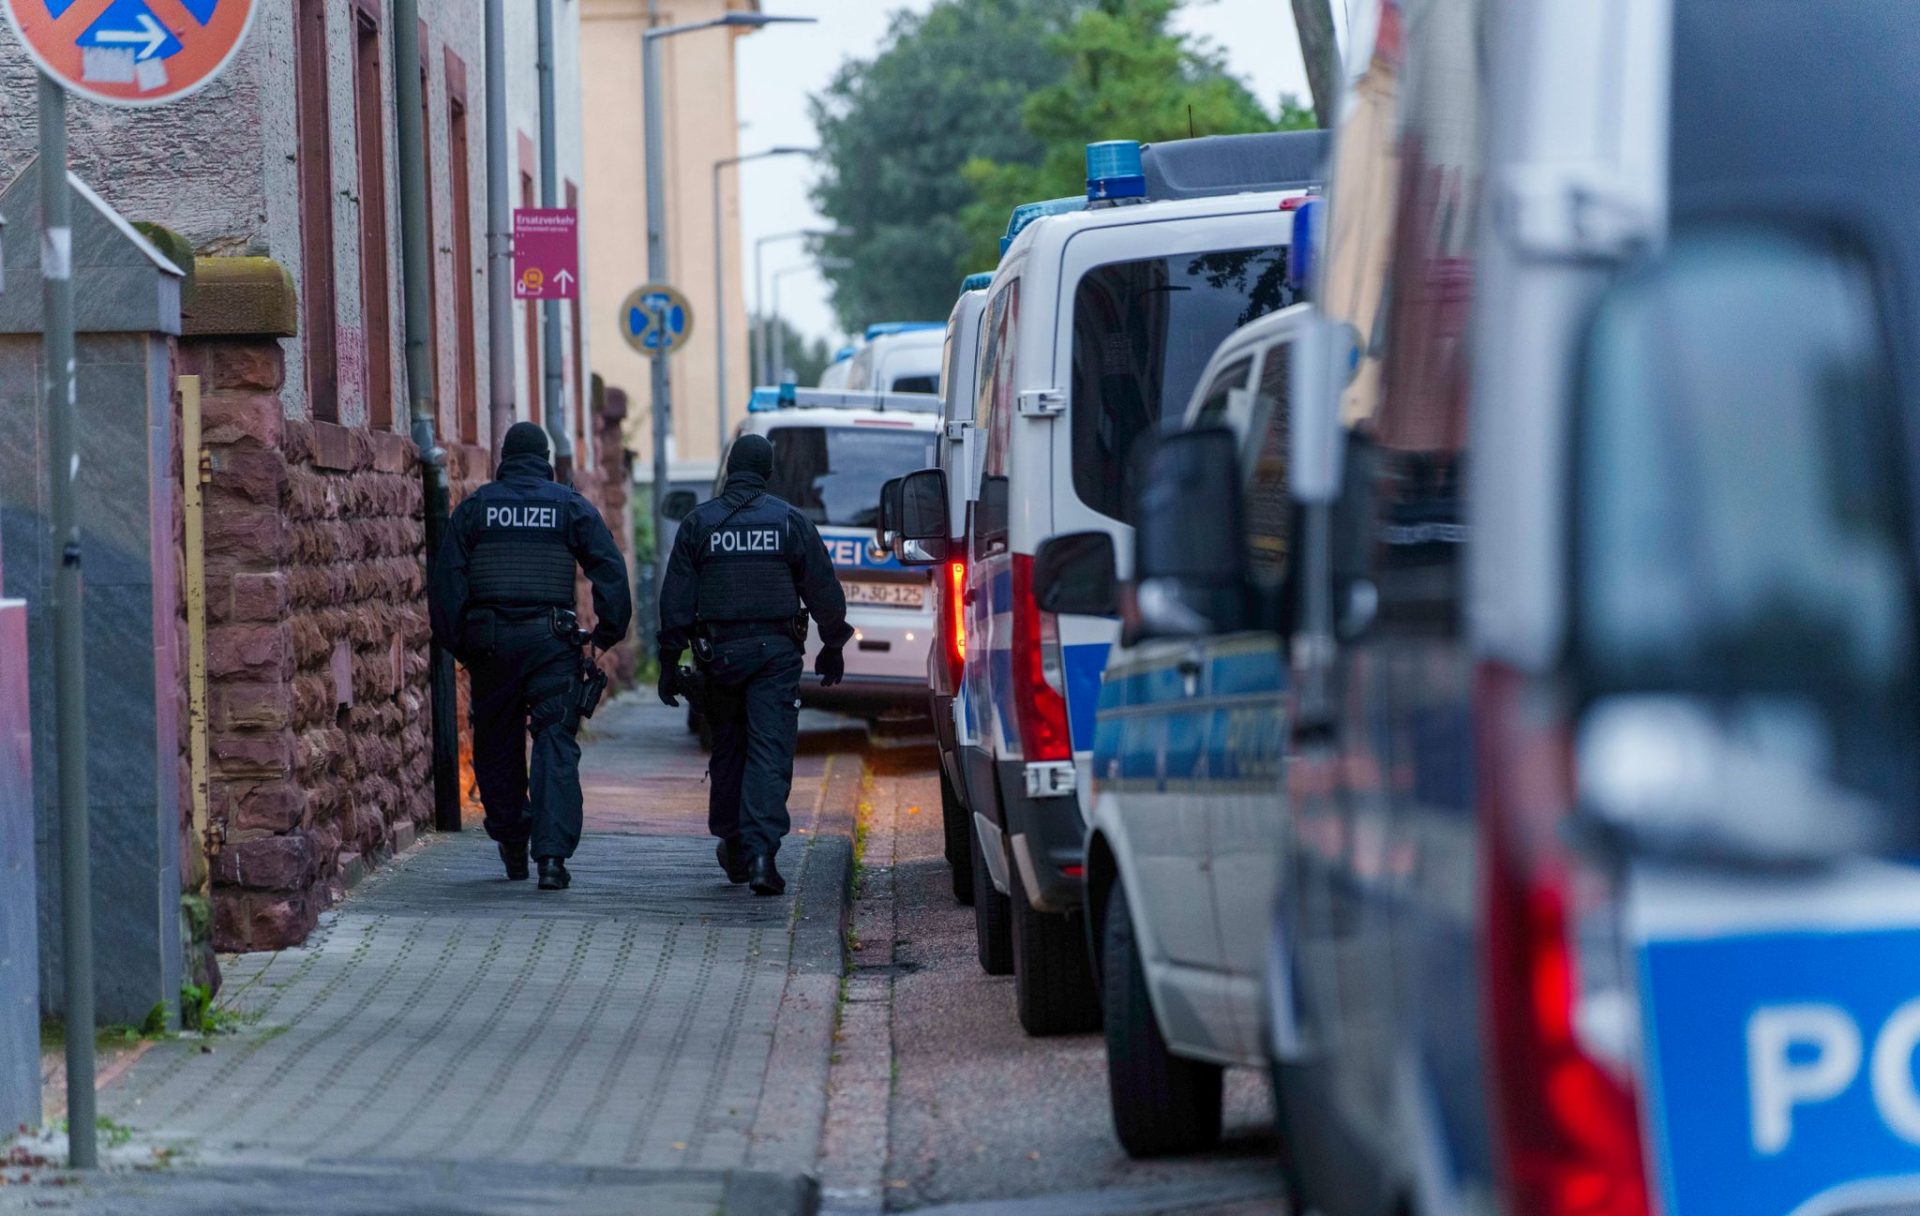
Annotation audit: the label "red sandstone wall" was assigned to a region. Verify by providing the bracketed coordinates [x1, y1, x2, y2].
[180, 338, 432, 951]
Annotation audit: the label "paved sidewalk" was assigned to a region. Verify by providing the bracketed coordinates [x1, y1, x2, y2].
[6, 694, 862, 1216]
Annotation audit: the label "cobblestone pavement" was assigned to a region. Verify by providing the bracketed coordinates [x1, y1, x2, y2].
[5, 694, 862, 1216]
[818, 742, 1286, 1216]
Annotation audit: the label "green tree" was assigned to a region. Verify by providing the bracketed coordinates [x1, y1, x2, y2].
[957, 0, 1306, 270]
[810, 0, 1090, 330]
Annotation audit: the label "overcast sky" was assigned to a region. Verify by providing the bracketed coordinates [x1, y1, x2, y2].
[731, 0, 1312, 349]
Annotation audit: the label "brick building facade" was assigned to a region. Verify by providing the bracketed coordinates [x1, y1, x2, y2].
[0, 1, 637, 963]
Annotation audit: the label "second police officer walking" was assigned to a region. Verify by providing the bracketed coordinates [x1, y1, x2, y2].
[657, 433, 851, 896]
[430, 422, 632, 891]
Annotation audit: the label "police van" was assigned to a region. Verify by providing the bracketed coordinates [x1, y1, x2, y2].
[924, 276, 993, 905]
[1101, 2, 1920, 1214]
[893, 129, 1327, 1036]
[844, 322, 945, 395]
[1031, 302, 1313, 1156]
[728, 386, 940, 718]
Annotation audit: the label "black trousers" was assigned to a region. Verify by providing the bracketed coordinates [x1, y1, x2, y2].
[702, 634, 803, 861]
[467, 619, 583, 861]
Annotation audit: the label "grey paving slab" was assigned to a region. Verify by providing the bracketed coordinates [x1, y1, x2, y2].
[8, 694, 862, 1216]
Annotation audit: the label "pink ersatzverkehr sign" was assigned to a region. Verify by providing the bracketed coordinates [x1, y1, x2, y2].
[512, 208, 579, 300]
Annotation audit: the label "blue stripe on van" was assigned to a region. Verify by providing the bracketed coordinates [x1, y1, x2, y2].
[1063, 642, 1111, 752]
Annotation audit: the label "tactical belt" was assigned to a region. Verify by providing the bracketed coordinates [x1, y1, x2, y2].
[700, 619, 799, 644]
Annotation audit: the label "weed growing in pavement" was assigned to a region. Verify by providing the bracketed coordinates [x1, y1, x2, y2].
[47, 1118, 134, 1150]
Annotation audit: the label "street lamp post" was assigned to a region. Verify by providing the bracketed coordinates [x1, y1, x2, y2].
[754, 227, 850, 384]
[713, 147, 814, 455]
[770, 257, 852, 384]
[643, 10, 814, 597]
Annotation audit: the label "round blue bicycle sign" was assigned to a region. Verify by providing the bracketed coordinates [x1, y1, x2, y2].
[619, 284, 694, 357]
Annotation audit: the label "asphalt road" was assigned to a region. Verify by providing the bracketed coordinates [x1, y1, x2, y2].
[820, 736, 1287, 1215]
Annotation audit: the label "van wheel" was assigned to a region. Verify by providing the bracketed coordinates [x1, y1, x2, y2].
[1104, 881, 1223, 1156]
[972, 825, 1013, 976]
[942, 769, 975, 906]
[1010, 857, 1100, 1036]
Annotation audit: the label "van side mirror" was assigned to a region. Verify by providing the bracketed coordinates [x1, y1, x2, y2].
[1130, 428, 1250, 642]
[895, 467, 949, 566]
[1032, 532, 1118, 617]
[875, 475, 904, 552]
[663, 489, 699, 522]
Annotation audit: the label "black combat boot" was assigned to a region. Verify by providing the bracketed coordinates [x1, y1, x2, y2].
[499, 839, 530, 882]
[717, 840, 750, 885]
[747, 853, 785, 897]
[537, 857, 571, 890]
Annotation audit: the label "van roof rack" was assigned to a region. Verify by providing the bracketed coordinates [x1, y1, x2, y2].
[1140, 130, 1331, 201]
[747, 385, 942, 414]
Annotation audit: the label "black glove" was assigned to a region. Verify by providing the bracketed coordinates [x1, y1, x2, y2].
[816, 645, 845, 688]
[657, 663, 681, 708]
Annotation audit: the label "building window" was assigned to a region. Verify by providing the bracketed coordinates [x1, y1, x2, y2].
[567, 179, 585, 462]
[447, 52, 479, 447]
[294, 0, 339, 423]
[353, 4, 395, 430]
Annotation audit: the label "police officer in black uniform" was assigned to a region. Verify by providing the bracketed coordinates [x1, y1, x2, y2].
[430, 422, 632, 890]
[656, 433, 851, 896]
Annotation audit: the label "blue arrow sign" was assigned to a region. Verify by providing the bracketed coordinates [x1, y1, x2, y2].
[79, 0, 183, 62]
[622, 288, 693, 355]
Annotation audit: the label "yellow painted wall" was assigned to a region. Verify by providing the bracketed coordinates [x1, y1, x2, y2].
[580, 0, 756, 467]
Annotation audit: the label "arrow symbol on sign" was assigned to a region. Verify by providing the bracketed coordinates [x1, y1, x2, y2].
[554, 270, 575, 290]
[95, 13, 169, 61]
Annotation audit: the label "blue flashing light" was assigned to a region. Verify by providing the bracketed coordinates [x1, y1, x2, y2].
[999, 196, 1087, 255]
[1287, 197, 1323, 297]
[863, 321, 943, 341]
[960, 272, 993, 293]
[1085, 140, 1146, 202]
[830, 344, 857, 365]
[747, 388, 781, 413]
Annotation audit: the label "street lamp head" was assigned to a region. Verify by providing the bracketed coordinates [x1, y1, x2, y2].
[718, 13, 817, 29]
[770, 146, 819, 157]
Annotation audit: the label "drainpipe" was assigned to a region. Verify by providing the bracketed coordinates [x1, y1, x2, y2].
[392, 0, 462, 834]
[537, 0, 574, 482]
[485, 0, 514, 465]
[181, 376, 212, 886]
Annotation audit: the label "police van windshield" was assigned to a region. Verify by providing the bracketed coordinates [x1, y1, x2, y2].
[1071, 246, 1293, 522]
[768, 426, 937, 530]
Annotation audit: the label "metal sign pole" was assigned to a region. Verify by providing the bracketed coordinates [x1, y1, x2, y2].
[38, 72, 96, 1171]
[643, 26, 671, 599]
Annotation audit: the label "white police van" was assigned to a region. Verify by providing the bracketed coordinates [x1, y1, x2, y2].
[817, 344, 856, 389]
[845, 322, 945, 395]
[894, 130, 1327, 1036]
[925, 277, 993, 905]
[728, 386, 940, 718]
[1032, 302, 1314, 1156]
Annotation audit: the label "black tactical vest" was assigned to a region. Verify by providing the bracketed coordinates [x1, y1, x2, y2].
[467, 479, 576, 608]
[692, 493, 803, 623]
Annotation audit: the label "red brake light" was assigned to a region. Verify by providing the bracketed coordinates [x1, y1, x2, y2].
[946, 559, 967, 685]
[1010, 554, 1072, 762]
[1479, 662, 1650, 1216]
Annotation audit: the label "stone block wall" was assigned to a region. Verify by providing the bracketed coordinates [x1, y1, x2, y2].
[178, 337, 432, 952]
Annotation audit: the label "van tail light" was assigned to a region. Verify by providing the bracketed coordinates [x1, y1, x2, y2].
[1011, 553, 1072, 762]
[1479, 662, 1650, 1216]
[946, 559, 967, 686]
